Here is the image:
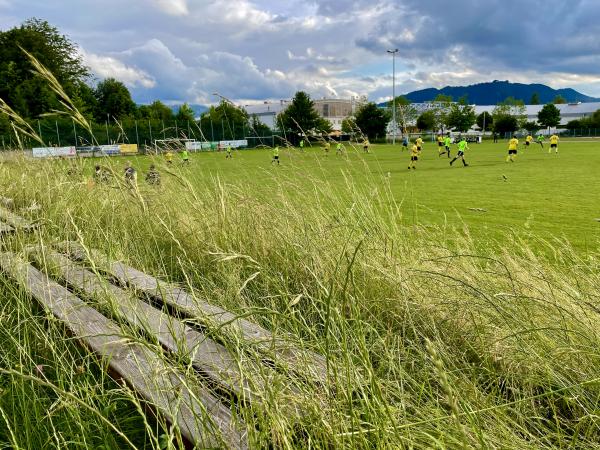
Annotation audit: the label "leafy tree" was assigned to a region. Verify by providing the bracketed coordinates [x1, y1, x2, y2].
[445, 103, 476, 132]
[553, 95, 567, 104]
[390, 96, 418, 133]
[94, 78, 136, 121]
[434, 94, 453, 103]
[416, 110, 436, 131]
[277, 91, 331, 135]
[175, 103, 195, 122]
[565, 119, 581, 130]
[457, 95, 469, 105]
[523, 121, 541, 134]
[477, 111, 493, 131]
[341, 117, 356, 133]
[354, 102, 390, 140]
[137, 100, 173, 121]
[200, 100, 250, 141]
[530, 92, 540, 105]
[537, 103, 561, 128]
[494, 99, 527, 128]
[492, 114, 518, 134]
[248, 114, 272, 136]
[0, 18, 90, 118]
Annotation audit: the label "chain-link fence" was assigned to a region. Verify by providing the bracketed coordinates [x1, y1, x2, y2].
[0, 118, 283, 151]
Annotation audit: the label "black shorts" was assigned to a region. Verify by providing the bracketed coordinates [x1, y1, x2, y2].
[445, 146, 450, 151]
[509, 149, 517, 155]
[438, 142, 443, 147]
[417, 146, 422, 151]
[411, 156, 418, 161]
[273, 155, 279, 159]
[402, 142, 408, 147]
[457, 151, 464, 157]
[525, 142, 530, 146]
[551, 144, 557, 148]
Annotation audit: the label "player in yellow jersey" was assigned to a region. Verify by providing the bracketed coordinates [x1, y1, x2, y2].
[165, 150, 174, 164]
[525, 134, 533, 149]
[416, 136, 424, 152]
[549, 134, 559, 154]
[436, 134, 445, 157]
[506, 135, 519, 162]
[408, 142, 420, 170]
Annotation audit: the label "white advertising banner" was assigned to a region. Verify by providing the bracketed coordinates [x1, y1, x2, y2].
[219, 140, 248, 149]
[32, 146, 76, 158]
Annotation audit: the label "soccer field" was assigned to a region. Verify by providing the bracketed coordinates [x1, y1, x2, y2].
[119, 139, 600, 251]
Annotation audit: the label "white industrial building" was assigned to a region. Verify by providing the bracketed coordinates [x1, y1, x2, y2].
[474, 102, 600, 125]
[244, 97, 366, 131]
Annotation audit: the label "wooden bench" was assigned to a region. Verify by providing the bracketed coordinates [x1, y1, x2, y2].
[0, 252, 248, 449]
[59, 241, 329, 384]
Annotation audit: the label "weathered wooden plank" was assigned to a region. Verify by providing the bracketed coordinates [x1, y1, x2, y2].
[41, 250, 275, 405]
[0, 205, 36, 231]
[0, 252, 248, 449]
[60, 241, 329, 383]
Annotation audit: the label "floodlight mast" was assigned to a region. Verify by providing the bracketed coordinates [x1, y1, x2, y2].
[387, 49, 399, 145]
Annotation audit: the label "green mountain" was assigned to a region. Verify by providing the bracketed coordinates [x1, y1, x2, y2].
[402, 81, 600, 105]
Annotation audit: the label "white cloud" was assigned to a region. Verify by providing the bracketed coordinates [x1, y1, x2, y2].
[152, 0, 188, 16]
[82, 50, 156, 89]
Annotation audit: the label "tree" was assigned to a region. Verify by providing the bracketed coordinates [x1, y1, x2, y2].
[248, 114, 272, 136]
[523, 121, 540, 134]
[537, 103, 561, 128]
[493, 115, 518, 134]
[199, 100, 250, 141]
[277, 91, 331, 135]
[389, 96, 418, 133]
[0, 18, 90, 118]
[354, 103, 390, 140]
[94, 78, 136, 121]
[137, 100, 174, 121]
[565, 119, 581, 130]
[341, 117, 356, 133]
[434, 94, 453, 103]
[445, 103, 476, 132]
[416, 110, 436, 131]
[494, 98, 527, 128]
[477, 111, 493, 131]
[553, 95, 567, 104]
[175, 103, 195, 122]
[530, 93, 540, 105]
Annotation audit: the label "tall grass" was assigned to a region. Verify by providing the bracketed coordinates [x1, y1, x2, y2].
[0, 152, 599, 448]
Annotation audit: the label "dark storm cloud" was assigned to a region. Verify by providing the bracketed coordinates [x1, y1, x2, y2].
[354, 0, 600, 75]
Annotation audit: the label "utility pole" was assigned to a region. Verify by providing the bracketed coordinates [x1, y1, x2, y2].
[387, 49, 399, 145]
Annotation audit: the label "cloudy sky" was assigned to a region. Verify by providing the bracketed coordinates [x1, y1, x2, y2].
[2, 0, 600, 105]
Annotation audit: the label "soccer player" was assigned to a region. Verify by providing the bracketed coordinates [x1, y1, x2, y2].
[272, 146, 280, 165]
[408, 141, 420, 170]
[181, 149, 190, 164]
[165, 150, 174, 164]
[226, 145, 233, 159]
[443, 134, 452, 158]
[549, 134, 559, 154]
[336, 142, 344, 155]
[299, 139, 305, 151]
[537, 134, 545, 149]
[124, 162, 137, 187]
[363, 138, 370, 153]
[525, 134, 533, 149]
[506, 135, 519, 162]
[93, 165, 110, 184]
[437, 134, 445, 157]
[450, 137, 469, 167]
[145, 165, 161, 185]
[324, 141, 331, 154]
[402, 135, 409, 151]
[416, 136, 424, 152]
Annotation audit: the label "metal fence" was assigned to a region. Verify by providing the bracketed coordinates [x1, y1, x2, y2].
[0, 118, 281, 151]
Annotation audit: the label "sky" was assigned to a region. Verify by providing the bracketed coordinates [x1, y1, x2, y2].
[2, 0, 600, 105]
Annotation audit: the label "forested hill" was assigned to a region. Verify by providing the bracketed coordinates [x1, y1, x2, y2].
[403, 81, 599, 105]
